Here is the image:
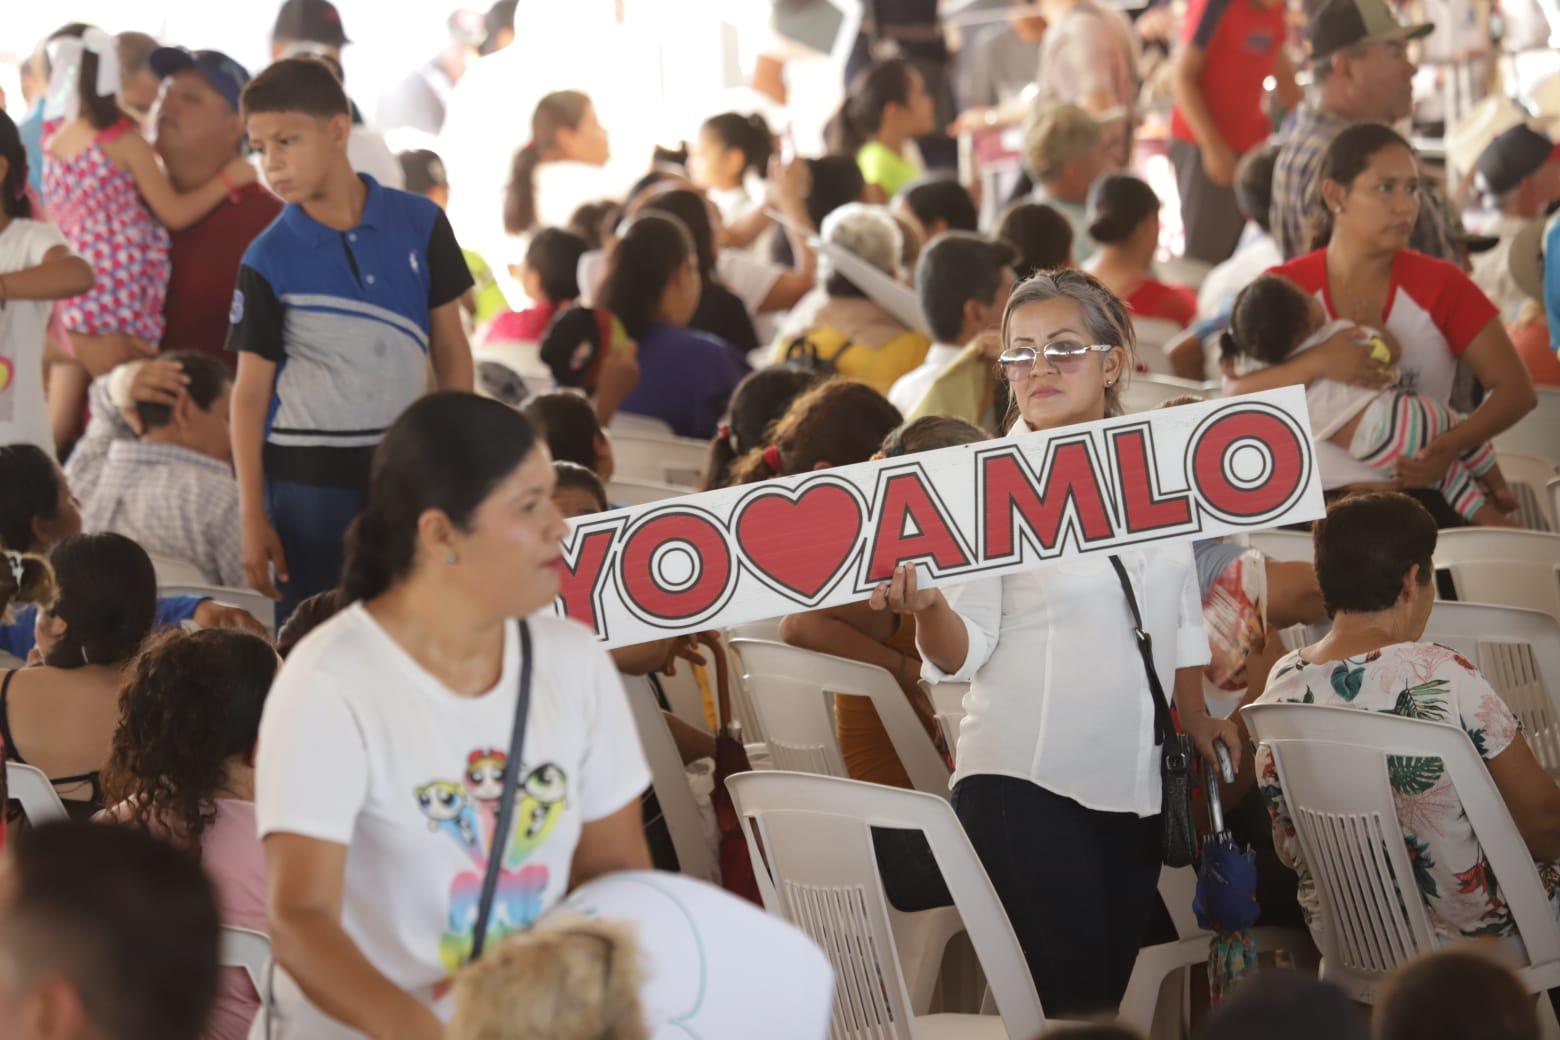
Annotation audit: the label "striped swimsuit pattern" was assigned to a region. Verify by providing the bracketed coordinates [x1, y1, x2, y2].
[1350, 391, 1496, 521]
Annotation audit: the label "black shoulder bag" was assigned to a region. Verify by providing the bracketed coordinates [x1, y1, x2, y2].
[471, 619, 535, 959]
[1108, 557, 1197, 868]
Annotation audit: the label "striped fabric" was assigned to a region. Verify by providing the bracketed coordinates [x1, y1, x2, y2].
[1349, 392, 1497, 521]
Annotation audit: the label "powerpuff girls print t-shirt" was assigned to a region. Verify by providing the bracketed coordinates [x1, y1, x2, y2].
[255, 604, 649, 1020]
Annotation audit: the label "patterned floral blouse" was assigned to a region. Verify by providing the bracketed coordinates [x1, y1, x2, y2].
[1254, 641, 1560, 944]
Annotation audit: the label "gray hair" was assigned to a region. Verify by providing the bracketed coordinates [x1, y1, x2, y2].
[818, 203, 903, 286]
[1000, 269, 1137, 418]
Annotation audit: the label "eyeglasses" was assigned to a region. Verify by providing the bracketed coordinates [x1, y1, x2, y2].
[997, 340, 1115, 380]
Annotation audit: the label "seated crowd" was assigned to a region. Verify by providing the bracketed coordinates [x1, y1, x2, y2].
[2, 0, 1559, 1038]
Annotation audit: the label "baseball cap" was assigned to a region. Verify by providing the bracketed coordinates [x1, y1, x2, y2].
[398, 149, 448, 196]
[272, 0, 351, 48]
[1307, 0, 1432, 62]
[1023, 103, 1125, 178]
[147, 48, 252, 113]
[1476, 124, 1559, 197]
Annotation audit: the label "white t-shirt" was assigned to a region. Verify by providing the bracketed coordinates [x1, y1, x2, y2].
[254, 605, 650, 1031]
[0, 218, 69, 455]
[888, 342, 964, 415]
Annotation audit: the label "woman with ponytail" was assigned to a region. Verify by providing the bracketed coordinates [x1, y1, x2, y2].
[726, 378, 901, 485]
[2, 532, 156, 818]
[0, 109, 95, 454]
[1081, 173, 1197, 329]
[253, 391, 651, 1040]
[700, 367, 820, 490]
[829, 59, 935, 200]
[502, 90, 611, 237]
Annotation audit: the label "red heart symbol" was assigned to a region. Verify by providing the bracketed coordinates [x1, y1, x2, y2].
[733, 482, 863, 603]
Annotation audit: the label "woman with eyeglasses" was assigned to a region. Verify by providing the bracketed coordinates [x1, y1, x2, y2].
[872, 269, 1237, 1016]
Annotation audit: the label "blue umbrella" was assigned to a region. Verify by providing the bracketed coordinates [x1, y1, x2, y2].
[1193, 741, 1261, 1003]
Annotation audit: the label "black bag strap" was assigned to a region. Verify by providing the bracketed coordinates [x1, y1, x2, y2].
[1108, 556, 1175, 747]
[471, 619, 533, 961]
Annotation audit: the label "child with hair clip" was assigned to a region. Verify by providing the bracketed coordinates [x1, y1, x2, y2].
[0, 111, 95, 455]
[40, 28, 256, 442]
[1223, 275, 1517, 526]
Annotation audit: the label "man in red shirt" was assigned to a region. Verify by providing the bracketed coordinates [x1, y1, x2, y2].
[148, 48, 282, 366]
[1170, 0, 1300, 264]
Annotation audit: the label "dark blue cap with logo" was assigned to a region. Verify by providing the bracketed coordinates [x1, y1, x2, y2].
[148, 47, 252, 113]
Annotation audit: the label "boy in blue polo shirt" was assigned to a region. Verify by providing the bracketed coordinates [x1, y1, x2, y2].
[228, 57, 473, 619]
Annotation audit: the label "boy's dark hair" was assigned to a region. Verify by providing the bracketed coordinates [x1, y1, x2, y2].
[44, 532, 157, 669]
[135, 351, 233, 432]
[1314, 492, 1438, 617]
[1086, 173, 1160, 246]
[702, 111, 774, 177]
[997, 201, 1075, 279]
[701, 367, 821, 490]
[523, 392, 605, 472]
[0, 443, 61, 551]
[899, 176, 978, 235]
[240, 55, 350, 122]
[915, 232, 1016, 344]
[1199, 971, 1367, 1040]
[1223, 274, 1313, 367]
[598, 213, 694, 340]
[0, 111, 33, 219]
[1235, 144, 1279, 234]
[275, 587, 345, 658]
[552, 460, 608, 512]
[524, 228, 588, 304]
[0, 822, 220, 1040]
[1376, 950, 1540, 1040]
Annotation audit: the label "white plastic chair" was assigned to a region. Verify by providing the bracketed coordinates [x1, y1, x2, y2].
[927, 681, 968, 761]
[1120, 373, 1212, 414]
[1423, 601, 1560, 776]
[608, 412, 676, 438]
[1498, 451, 1558, 532]
[1549, 478, 1560, 537]
[1494, 386, 1560, 466]
[5, 762, 67, 824]
[219, 925, 272, 995]
[727, 639, 952, 798]
[727, 618, 784, 642]
[1434, 528, 1560, 623]
[622, 676, 719, 883]
[1241, 702, 1560, 1008]
[1130, 318, 1183, 376]
[1240, 529, 1314, 564]
[727, 771, 1053, 1039]
[605, 478, 688, 506]
[609, 433, 709, 488]
[159, 584, 277, 637]
[147, 552, 207, 586]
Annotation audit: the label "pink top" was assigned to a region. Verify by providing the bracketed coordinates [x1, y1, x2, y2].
[41, 118, 170, 344]
[105, 798, 266, 1040]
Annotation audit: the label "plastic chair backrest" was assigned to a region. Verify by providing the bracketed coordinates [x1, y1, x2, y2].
[1242, 702, 1560, 1000]
[1495, 452, 1558, 531]
[1433, 528, 1560, 622]
[726, 770, 1048, 1039]
[159, 584, 277, 637]
[608, 412, 677, 438]
[219, 925, 272, 995]
[1493, 387, 1559, 466]
[1130, 319, 1180, 376]
[1242, 529, 1314, 564]
[5, 762, 67, 825]
[1549, 478, 1560, 538]
[608, 434, 709, 489]
[1119, 373, 1210, 414]
[147, 552, 207, 586]
[621, 675, 719, 883]
[1423, 601, 1560, 775]
[727, 639, 848, 780]
[605, 478, 688, 506]
[729, 639, 952, 797]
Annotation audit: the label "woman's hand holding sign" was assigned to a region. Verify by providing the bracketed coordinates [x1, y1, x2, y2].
[870, 563, 970, 678]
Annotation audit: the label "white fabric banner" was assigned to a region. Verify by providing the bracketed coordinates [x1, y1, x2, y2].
[556, 388, 1325, 648]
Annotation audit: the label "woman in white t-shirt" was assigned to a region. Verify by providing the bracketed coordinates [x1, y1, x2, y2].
[254, 391, 651, 1040]
[503, 91, 614, 240]
[873, 270, 1235, 1017]
[0, 113, 95, 456]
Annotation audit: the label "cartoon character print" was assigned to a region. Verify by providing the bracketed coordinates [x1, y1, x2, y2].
[414, 751, 572, 976]
[413, 780, 484, 866]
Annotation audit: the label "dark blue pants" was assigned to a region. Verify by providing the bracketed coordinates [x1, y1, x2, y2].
[266, 480, 364, 624]
[952, 774, 1163, 1016]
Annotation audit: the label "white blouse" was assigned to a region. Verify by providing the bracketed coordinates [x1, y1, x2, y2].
[922, 433, 1211, 815]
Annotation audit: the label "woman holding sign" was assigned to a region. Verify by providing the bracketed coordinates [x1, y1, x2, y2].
[252, 393, 653, 1039]
[875, 269, 1239, 1016]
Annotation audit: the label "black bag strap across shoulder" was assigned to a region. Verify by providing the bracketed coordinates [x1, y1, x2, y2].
[1108, 556, 1176, 748]
[471, 619, 533, 960]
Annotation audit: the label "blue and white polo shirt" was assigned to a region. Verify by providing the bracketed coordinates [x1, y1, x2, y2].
[226, 174, 472, 488]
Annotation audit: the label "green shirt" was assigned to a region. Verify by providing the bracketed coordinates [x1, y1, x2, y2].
[857, 141, 921, 199]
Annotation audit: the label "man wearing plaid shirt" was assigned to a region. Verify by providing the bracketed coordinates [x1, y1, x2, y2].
[80, 352, 246, 588]
[1270, 0, 1452, 260]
